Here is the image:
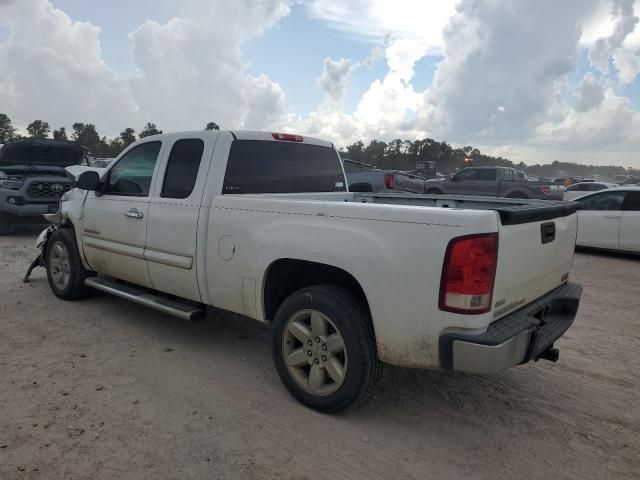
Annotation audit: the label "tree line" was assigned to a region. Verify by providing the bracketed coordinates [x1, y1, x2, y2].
[0, 113, 220, 158]
[2, 112, 638, 178]
[338, 138, 640, 179]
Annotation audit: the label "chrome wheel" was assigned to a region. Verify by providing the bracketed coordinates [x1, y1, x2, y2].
[49, 241, 71, 290]
[282, 309, 347, 396]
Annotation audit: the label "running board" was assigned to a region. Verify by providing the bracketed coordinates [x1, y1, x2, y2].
[85, 277, 205, 321]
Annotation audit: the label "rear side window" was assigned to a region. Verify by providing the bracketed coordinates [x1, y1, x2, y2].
[223, 140, 346, 194]
[475, 169, 497, 181]
[161, 139, 204, 199]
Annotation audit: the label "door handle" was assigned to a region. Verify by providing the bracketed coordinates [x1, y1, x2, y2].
[125, 209, 144, 219]
[604, 215, 621, 219]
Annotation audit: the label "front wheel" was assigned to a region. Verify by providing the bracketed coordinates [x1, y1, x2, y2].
[46, 228, 93, 300]
[272, 285, 381, 413]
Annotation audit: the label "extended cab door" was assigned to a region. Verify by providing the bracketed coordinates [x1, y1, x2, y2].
[82, 140, 163, 287]
[620, 191, 640, 252]
[145, 134, 216, 302]
[575, 190, 626, 248]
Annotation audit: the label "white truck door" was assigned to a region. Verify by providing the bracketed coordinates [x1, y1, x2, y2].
[145, 134, 216, 302]
[82, 140, 164, 287]
[575, 190, 626, 248]
[619, 191, 640, 252]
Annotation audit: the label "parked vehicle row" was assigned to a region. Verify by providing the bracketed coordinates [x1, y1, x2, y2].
[30, 130, 583, 412]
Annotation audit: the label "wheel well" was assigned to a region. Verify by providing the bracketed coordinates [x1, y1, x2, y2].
[263, 259, 370, 322]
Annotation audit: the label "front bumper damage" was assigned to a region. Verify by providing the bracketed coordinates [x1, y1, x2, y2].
[439, 282, 582, 374]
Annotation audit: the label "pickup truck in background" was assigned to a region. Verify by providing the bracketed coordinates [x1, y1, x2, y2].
[36, 131, 583, 412]
[0, 139, 85, 234]
[425, 166, 563, 200]
[343, 158, 426, 194]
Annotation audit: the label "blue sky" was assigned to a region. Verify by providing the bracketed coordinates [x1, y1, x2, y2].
[2, 0, 640, 167]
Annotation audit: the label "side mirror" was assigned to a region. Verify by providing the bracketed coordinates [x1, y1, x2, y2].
[450, 175, 459, 182]
[349, 182, 374, 192]
[77, 171, 101, 191]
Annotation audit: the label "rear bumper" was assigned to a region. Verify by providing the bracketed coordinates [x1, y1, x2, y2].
[439, 282, 582, 374]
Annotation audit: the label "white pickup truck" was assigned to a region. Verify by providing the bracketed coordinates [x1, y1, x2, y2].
[36, 130, 583, 412]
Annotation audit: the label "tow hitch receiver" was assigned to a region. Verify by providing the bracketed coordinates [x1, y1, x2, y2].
[536, 345, 560, 363]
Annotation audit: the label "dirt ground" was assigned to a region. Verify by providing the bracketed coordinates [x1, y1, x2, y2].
[0, 227, 639, 480]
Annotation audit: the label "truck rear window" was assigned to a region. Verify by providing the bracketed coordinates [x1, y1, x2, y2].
[222, 140, 346, 194]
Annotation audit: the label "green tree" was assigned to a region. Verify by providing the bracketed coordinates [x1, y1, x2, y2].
[0, 113, 17, 143]
[26, 120, 51, 139]
[139, 123, 162, 138]
[119, 128, 136, 147]
[72, 123, 101, 153]
[205, 121, 220, 131]
[53, 127, 68, 140]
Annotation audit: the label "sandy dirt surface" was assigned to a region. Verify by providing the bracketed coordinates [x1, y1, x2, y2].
[0, 227, 639, 480]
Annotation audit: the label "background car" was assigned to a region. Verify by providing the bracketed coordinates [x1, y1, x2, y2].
[573, 187, 640, 253]
[563, 182, 618, 201]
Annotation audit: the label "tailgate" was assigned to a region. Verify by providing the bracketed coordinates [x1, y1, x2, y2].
[491, 212, 577, 320]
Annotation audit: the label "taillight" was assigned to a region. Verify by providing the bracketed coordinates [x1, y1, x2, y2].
[384, 173, 394, 190]
[439, 233, 499, 314]
[541, 185, 551, 195]
[272, 132, 303, 142]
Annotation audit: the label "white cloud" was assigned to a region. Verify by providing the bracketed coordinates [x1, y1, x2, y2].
[317, 57, 353, 105]
[0, 0, 292, 135]
[573, 72, 605, 112]
[536, 89, 640, 148]
[588, 0, 640, 81]
[0, 0, 136, 132]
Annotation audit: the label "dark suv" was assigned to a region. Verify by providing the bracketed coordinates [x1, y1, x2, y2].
[0, 139, 86, 234]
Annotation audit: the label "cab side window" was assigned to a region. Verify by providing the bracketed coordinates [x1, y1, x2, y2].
[161, 139, 204, 199]
[578, 191, 626, 211]
[106, 142, 161, 196]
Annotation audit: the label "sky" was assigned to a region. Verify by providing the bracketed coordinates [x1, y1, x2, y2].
[1, 0, 640, 167]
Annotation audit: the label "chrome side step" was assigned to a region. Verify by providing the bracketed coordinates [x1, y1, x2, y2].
[85, 276, 205, 321]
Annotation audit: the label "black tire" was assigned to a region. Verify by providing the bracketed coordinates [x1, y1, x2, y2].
[46, 228, 92, 300]
[0, 213, 10, 235]
[272, 285, 381, 413]
[426, 188, 442, 195]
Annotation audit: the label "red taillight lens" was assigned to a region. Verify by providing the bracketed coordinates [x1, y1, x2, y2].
[439, 233, 498, 314]
[384, 173, 394, 190]
[272, 132, 303, 142]
[541, 185, 551, 195]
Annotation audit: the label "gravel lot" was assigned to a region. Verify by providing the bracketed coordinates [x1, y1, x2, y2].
[1, 227, 639, 480]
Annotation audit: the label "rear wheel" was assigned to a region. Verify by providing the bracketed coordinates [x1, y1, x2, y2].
[46, 229, 92, 300]
[272, 285, 381, 413]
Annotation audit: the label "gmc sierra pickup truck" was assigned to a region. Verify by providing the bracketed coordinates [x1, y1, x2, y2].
[35, 130, 582, 412]
[425, 166, 563, 200]
[0, 139, 85, 234]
